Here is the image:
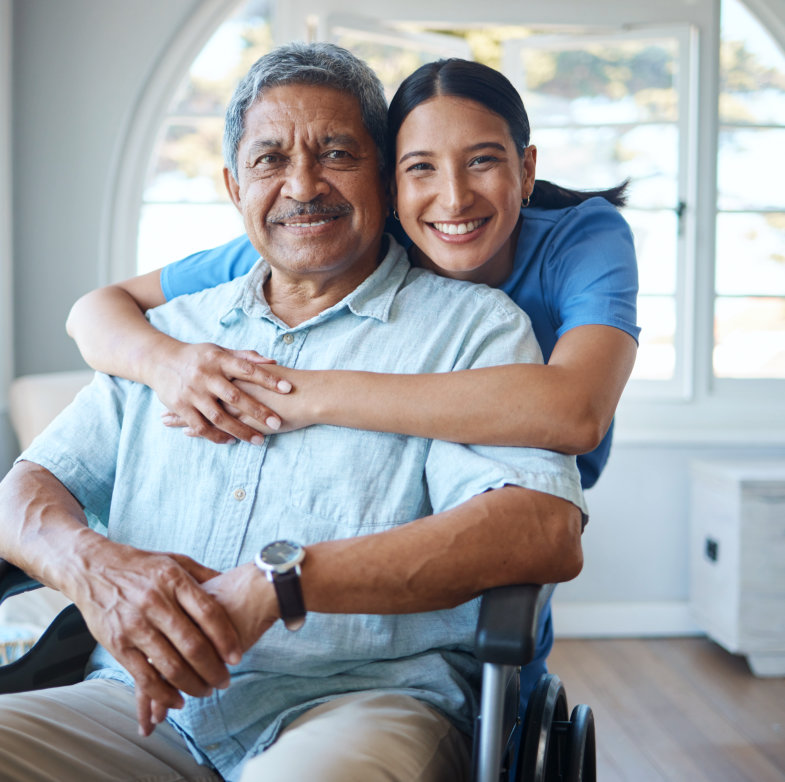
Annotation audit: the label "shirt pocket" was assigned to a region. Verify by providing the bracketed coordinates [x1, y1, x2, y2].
[286, 426, 431, 534]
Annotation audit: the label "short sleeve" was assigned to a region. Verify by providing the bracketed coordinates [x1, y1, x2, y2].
[544, 199, 640, 343]
[160, 235, 260, 301]
[423, 288, 587, 515]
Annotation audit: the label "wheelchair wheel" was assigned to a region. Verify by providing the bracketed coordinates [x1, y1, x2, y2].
[518, 674, 568, 782]
[564, 704, 596, 782]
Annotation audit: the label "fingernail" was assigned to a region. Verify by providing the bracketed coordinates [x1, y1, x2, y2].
[277, 380, 292, 393]
[266, 417, 281, 431]
[229, 652, 241, 665]
[251, 436, 265, 446]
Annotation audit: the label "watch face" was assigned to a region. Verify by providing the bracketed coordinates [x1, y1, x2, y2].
[261, 540, 302, 567]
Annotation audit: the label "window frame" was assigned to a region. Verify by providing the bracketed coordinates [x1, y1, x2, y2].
[107, 0, 785, 444]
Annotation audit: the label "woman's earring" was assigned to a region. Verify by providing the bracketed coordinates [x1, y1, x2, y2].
[521, 195, 531, 209]
[393, 209, 400, 221]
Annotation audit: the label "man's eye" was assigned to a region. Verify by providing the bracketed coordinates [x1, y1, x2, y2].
[324, 149, 351, 161]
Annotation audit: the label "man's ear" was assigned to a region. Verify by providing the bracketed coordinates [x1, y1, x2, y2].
[224, 167, 242, 212]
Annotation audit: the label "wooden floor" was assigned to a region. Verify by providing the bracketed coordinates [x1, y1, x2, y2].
[549, 637, 785, 782]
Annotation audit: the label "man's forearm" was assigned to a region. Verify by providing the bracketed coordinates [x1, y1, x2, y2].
[0, 461, 100, 596]
[303, 486, 583, 615]
[233, 485, 583, 619]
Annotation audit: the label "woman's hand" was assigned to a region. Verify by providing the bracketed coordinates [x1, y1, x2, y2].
[161, 368, 331, 439]
[150, 341, 294, 444]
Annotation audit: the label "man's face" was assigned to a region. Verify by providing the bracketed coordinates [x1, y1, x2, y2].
[225, 84, 388, 288]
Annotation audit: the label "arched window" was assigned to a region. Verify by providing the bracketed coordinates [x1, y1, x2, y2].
[127, 0, 784, 419]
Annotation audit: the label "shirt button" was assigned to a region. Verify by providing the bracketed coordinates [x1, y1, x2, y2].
[233, 488, 246, 501]
[282, 333, 294, 344]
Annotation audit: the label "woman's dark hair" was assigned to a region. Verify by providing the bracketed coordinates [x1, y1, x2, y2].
[388, 58, 628, 209]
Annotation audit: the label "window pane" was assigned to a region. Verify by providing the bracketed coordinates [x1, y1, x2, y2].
[328, 37, 449, 100]
[718, 129, 785, 210]
[137, 204, 244, 275]
[145, 119, 226, 204]
[625, 209, 678, 295]
[716, 212, 785, 295]
[632, 295, 675, 380]
[517, 39, 679, 125]
[714, 297, 785, 378]
[720, 0, 785, 126]
[137, 0, 272, 273]
[534, 125, 678, 209]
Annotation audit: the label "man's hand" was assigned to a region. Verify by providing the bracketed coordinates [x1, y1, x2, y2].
[136, 563, 279, 735]
[70, 540, 244, 722]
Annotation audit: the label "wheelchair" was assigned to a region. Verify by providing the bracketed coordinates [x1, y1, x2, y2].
[0, 557, 595, 781]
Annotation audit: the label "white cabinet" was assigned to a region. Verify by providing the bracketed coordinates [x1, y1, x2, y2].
[689, 460, 785, 677]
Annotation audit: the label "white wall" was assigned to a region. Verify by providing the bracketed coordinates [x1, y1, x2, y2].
[0, 0, 15, 472]
[10, 0, 202, 379]
[4, 0, 785, 635]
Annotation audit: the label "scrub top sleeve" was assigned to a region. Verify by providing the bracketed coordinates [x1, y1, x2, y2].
[160, 235, 260, 301]
[545, 200, 640, 342]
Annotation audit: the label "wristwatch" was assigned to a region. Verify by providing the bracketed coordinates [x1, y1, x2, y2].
[254, 540, 306, 631]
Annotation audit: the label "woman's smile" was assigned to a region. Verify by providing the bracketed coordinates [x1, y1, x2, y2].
[428, 218, 490, 237]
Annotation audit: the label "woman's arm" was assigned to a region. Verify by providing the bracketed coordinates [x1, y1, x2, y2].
[68, 277, 635, 453]
[232, 324, 637, 453]
[66, 272, 293, 443]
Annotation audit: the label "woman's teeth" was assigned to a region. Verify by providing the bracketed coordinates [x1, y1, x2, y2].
[432, 219, 485, 235]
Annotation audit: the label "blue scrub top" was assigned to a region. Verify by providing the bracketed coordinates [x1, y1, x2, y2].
[161, 197, 639, 488]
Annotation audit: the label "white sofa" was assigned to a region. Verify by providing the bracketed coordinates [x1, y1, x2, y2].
[1, 370, 94, 658]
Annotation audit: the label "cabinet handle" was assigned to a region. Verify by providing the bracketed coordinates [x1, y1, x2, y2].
[705, 537, 719, 563]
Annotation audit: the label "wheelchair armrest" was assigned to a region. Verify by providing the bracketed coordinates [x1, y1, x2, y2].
[0, 557, 43, 603]
[474, 583, 555, 665]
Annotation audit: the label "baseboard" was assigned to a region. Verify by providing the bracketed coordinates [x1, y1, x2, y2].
[552, 600, 703, 638]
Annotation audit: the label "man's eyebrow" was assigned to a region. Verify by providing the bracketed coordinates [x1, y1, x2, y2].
[245, 138, 282, 156]
[322, 133, 360, 148]
[397, 141, 507, 165]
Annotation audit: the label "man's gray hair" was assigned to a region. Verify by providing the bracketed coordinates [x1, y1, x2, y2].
[223, 41, 388, 181]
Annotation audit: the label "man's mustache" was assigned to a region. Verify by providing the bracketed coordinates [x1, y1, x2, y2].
[267, 202, 353, 224]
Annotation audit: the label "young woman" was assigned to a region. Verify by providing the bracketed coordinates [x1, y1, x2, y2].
[67, 58, 639, 492]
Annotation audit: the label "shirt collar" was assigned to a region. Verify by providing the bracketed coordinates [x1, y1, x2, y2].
[219, 235, 411, 329]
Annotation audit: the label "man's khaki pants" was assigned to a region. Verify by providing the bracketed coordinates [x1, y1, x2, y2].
[0, 679, 470, 781]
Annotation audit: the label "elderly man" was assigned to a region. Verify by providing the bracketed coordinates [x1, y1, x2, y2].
[0, 43, 585, 782]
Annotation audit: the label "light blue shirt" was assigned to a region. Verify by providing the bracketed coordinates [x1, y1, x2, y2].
[21, 239, 586, 780]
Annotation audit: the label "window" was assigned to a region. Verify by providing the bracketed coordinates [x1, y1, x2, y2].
[134, 0, 785, 420]
[502, 29, 693, 387]
[715, 0, 785, 380]
[137, 0, 272, 274]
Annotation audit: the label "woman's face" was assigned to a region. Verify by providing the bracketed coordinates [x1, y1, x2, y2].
[393, 95, 536, 285]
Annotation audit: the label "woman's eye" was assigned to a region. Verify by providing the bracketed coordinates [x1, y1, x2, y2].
[324, 149, 351, 160]
[405, 162, 433, 173]
[470, 155, 499, 167]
